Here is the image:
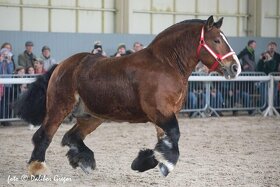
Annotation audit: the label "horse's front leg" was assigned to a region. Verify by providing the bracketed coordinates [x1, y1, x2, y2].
[131, 113, 180, 176]
[154, 114, 180, 176]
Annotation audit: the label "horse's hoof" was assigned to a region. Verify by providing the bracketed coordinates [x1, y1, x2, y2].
[159, 163, 169, 177]
[66, 146, 96, 174]
[27, 161, 51, 176]
[131, 149, 158, 172]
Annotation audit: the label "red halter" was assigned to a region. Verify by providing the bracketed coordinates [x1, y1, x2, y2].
[196, 26, 236, 72]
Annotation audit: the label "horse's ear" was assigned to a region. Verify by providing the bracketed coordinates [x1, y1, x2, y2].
[214, 17, 224, 29]
[205, 15, 214, 31]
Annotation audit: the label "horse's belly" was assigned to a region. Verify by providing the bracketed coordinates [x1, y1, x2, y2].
[78, 91, 149, 123]
[90, 106, 149, 123]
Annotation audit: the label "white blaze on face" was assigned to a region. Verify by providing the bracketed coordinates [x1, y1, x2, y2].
[220, 32, 242, 77]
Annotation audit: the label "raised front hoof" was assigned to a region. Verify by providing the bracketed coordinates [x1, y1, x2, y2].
[159, 163, 170, 177]
[131, 149, 158, 172]
[66, 147, 96, 174]
[28, 161, 51, 176]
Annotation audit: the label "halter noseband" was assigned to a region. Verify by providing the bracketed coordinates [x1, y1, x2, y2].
[196, 26, 235, 72]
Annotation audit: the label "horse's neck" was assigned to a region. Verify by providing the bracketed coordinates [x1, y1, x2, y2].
[149, 25, 200, 79]
[149, 44, 198, 79]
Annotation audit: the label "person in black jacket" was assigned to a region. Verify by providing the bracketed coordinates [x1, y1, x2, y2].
[237, 40, 257, 72]
[257, 51, 277, 75]
[267, 41, 280, 72]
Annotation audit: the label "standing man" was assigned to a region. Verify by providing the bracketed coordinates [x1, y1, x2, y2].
[18, 41, 36, 69]
[238, 40, 257, 72]
[40, 45, 57, 71]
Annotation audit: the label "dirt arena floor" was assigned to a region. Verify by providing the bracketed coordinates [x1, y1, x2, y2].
[0, 116, 279, 187]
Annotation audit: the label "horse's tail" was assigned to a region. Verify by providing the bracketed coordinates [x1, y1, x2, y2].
[14, 64, 58, 125]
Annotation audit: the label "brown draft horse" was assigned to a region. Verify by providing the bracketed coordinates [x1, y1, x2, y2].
[15, 16, 241, 177]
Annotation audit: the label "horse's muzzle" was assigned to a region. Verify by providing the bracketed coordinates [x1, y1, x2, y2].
[231, 64, 238, 75]
[221, 62, 241, 79]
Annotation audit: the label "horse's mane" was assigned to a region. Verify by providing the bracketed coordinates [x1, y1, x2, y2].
[149, 19, 206, 46]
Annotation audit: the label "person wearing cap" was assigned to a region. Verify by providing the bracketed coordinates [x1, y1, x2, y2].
[40, 45, 57, 71]
[237, 40, 257, 72]
[18, 41, 37, 69]
[112, 43, 132, 57]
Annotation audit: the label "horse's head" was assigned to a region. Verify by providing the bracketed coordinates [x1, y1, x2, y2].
[197, 16, 241, 79]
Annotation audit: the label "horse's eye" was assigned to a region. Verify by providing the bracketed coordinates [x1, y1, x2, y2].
[214, 39, 221, 44]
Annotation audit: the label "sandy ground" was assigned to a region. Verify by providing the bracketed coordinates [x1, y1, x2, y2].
[0, 116, 279, 187]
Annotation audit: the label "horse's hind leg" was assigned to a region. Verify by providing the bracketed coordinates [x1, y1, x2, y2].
[132, 113, 180, 176]
[28, 97, 75, 175]
[28, 112, 72, 175]
[61, 117, 104, 173]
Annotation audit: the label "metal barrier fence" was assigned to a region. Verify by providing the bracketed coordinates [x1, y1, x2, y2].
[0, 73, 279, 122]
[271, 72, 280, 110]
[0, 75, 36, 122]
[182, 72, 280, 117]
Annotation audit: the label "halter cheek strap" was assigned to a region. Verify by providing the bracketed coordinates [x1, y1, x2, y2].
[196, 26, 235, 72]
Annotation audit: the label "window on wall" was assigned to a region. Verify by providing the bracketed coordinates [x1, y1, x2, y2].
[0, 0, 116, 33]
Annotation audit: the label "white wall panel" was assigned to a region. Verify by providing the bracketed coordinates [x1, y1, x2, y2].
[152, 15, 173, 34]
[221, 17, 238, 36]
[79, 11, 102, 33]
[104, 12, 114, 33]
[262, 19, 277, 37]
[0, 0, 279, 37]
[79, 0, 103, 33]
[22, 0, 48, 5]
[131, 0, 150, 9]
[51, 10, 76, 32]
[219, 1, 237, 14]
[129, 0, 150, 34]
[131, 13, 150, 34]
[239, 0, 248, 36]
[261, 0, 278, 37]
[239, 0, 247, 14]
[152, 0, 173, 11]
[0, 7, 20, 31]
[79, 0, 102, 7]
[238, 18, 247, 36]
[22, 8, 48, 32]
[51, 0, 75, 7]
[197, 0, 217, 15]
[176, 0, 195, 12]
[104, 0, 115, 8]
[0, 0, 20, 4]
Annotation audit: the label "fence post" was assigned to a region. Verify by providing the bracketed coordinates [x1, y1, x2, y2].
[263, 75, 280, 117]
